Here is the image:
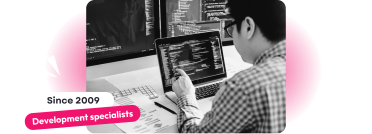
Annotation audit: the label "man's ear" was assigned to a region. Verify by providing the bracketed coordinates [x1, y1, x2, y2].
[244, 16, 255, 40]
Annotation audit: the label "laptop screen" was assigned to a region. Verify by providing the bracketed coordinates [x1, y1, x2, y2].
[155, 31, 227, 92]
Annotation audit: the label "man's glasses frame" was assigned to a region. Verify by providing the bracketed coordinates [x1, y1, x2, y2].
[224, 20, 237, 38]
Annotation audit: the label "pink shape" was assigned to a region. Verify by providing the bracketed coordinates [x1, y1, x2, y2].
[25, 105, 140, 130]
[286, 16, 322, 125]
[46, 13, 86, 92]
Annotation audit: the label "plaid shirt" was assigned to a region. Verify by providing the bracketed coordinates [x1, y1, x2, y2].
[176, 41, 286, 133]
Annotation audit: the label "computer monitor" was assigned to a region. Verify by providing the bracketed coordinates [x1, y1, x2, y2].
[160, 0, 233, 45]
[86, 0, 160, 66]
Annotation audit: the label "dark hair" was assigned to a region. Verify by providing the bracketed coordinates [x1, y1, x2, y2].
[226, 0, 286, 43]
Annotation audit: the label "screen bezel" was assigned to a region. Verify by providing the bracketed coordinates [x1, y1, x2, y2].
[86, 0, 161, 66]
[154, 31, 227, 93]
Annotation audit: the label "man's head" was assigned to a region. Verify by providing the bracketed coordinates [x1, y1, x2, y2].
[225, 0, 285, 63]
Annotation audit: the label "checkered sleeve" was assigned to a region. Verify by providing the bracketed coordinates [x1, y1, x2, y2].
[176, 81, 256, 133]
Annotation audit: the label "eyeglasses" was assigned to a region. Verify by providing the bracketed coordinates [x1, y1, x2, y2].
[224, 20, 237, 38]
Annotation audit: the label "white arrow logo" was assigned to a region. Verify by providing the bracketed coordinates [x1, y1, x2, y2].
[46, 55, 60, 77]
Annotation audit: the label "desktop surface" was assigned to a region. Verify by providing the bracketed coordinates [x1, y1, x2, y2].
[86, 45, 251, 133]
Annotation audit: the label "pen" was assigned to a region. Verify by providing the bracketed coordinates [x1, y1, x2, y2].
[154, 102, 177, 115]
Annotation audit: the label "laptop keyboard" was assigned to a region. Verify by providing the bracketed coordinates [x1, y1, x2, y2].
[195, 82, 221, 100]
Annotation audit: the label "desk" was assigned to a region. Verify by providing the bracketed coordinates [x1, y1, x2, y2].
[86, 46, 251, 133]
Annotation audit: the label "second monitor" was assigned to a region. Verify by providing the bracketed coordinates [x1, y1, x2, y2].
[161, 0, 233, 45]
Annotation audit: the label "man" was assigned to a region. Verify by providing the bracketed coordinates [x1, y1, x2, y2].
[172, 0, 286, 133]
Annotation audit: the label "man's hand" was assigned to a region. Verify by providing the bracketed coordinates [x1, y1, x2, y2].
[172, 69, 196, 98]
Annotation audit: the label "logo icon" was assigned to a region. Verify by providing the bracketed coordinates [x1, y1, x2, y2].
[36, 55, 61, 78]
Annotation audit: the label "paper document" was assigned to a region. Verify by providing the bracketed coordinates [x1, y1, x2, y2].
[113, 93, 177, 133]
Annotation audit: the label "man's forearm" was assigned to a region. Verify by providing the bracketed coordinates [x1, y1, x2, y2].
[176, 95, 203, 132]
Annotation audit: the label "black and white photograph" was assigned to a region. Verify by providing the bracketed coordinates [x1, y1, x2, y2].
[86, 0, 286, 133]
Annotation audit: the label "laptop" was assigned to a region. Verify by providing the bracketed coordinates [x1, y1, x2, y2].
[154, 31, 227, 105]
